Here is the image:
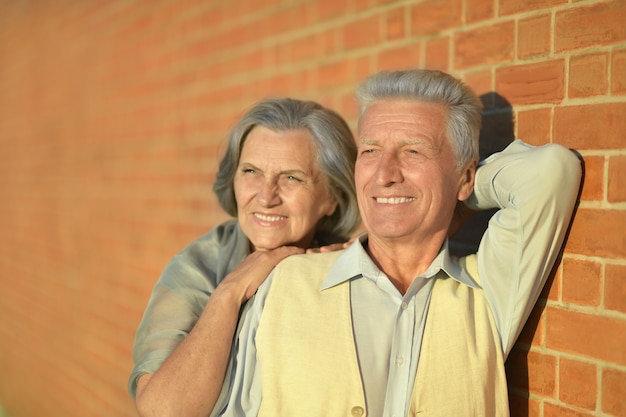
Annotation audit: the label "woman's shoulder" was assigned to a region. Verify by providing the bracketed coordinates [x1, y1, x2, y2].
[158, 220, 246, 288]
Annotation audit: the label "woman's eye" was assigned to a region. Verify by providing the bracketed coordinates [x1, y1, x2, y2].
[242, 168, 256, 174]
[286, 175, 303, 182]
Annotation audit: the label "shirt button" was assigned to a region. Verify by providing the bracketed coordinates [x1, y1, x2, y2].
[396, 355, 405, 366]
[401, 301, 408, 310]
[351, 406, 365, 416]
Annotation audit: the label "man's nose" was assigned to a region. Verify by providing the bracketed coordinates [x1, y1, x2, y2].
[375, 152, 403, 186]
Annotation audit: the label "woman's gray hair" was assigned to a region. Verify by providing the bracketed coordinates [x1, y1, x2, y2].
[356, 69, 482, 171]
[213, 97, 360, 239]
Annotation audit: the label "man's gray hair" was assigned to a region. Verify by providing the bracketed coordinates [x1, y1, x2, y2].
[356, 69, 482, 170]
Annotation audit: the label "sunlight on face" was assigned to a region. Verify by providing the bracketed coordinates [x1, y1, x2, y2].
[234, 126, 338, 251]
[355, 100, 474, 245]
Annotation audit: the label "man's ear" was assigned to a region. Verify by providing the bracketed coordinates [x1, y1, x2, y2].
[457, 160, 477, 202]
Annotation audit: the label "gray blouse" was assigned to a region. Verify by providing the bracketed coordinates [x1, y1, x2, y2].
[128, 220, 250, 398]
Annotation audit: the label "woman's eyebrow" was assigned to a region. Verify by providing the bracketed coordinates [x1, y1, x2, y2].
[280, 168, 312, 178]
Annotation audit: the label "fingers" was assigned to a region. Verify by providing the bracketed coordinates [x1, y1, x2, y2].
[219, 246, 306, 302]
[306, 244, 338, 253]
[271, 245, 305, 259]
[306, 238, 355, 253]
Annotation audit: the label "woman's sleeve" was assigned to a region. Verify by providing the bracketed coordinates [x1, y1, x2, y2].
[128, 249, 217, 399]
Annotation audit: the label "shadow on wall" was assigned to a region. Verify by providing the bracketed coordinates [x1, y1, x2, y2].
[449, 91, 515, 257]
[449, 91, 585, 417]
[448, 91, 529, 412]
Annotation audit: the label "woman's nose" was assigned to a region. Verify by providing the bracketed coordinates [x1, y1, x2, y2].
[257, 179, 281, 207]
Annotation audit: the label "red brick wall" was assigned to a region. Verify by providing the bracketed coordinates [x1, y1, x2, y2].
[0, 1, 624, 416]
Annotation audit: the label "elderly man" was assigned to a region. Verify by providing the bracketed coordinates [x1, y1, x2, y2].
[213, 69, 582, 417]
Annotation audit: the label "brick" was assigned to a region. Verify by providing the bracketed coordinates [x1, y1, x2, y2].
[385, 6, 407, 41]
[354, 55, 374, 88]
[556, 0, 626, 52]
[554, 103, 626, 150]
[605, 264, 626, 314]
[266, 3, 315, 34]
[465, 0, 494, 23]
[544, 403, 596, 417]
[464, 70, 493, 99]
[510, 395, 540, 417]
[545, 306, 626, 366]
[569, 52, 609, 98]
[517, 108, 552, 146]
[315, 0, 350, 20]
[352, 0, 397, 11]
[566, 208, 626, 259]
[559, 357, 597, 410]
[602, 368, 626, 416]
[342, 14, 381, 52]
[278, 33, 324, 65]
[518, 13, 552, 59]
[454, 22, 515, 69]
[336, 92, 360, 127]
[425, 36, 449, 72]
[612, 48, 626, 95]
[410, 0, 462, 37]
[579, 155, 605, 202]
[495, 60, 565, 105]
[561, 258, 602, 307]
[516, 302, 545, 347]
[376, 45, 422, 72]
[608, 155, 626, 203]
[506, 348, 557, 396]
[501, 0, 566, 15]
[318, 60, 354, 91]
[546, 263, 562, 302]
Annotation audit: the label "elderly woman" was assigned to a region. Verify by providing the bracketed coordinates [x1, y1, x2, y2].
[130, 98, 360, 417]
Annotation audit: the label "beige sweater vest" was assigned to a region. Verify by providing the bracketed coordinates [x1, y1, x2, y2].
[256, 251, 509, 417]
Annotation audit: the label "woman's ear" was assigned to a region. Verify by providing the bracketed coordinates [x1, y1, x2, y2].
[323, 197, 339, 217]
[457, 160, 477, 202]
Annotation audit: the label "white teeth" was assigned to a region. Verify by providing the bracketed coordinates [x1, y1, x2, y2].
[254, 213, 286, 222]
[375, 197, 416, 204]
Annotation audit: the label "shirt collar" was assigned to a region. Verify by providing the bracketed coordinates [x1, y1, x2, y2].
[320, 233, 479, 291]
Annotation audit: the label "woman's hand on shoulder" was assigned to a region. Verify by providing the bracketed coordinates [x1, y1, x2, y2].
[306, 237, 355, 254]
[217, 246, 304, 304]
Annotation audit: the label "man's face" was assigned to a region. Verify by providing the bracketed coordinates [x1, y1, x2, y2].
[355, 99, 474, 246]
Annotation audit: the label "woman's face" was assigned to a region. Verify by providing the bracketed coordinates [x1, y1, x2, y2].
[234, 126, 338, 251]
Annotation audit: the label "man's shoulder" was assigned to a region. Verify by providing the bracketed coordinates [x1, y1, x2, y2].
[277, 250, 344, 270]
[268, 250, 349, 298]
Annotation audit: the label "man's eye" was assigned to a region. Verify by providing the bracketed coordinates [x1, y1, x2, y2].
[286, 175, 303, 182]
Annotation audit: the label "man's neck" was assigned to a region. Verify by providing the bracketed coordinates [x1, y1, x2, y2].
[364, 233, 446, 295]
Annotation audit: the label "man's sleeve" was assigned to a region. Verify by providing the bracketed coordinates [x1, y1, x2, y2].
[467, 139, 582, 356]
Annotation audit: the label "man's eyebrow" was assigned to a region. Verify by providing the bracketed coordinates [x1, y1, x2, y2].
[358, 138, 431, 146]
[358, 138, 378, 146]
[405, 139, 435, 148]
